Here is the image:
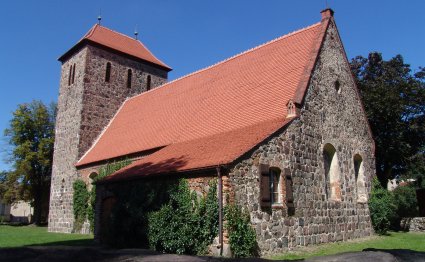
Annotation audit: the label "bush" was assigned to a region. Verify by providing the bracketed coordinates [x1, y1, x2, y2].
[225, 204, 258, 258]
[392, 185, 418, 230]
[148, 179, 218, 255]
[104, 179, 175, 248]
[368, 178, 397, 235]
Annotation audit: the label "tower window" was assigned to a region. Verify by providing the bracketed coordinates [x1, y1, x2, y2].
[105, 62, 111, 82]
[323, 143, 341, 201]
[127, 69, 132, 88]
[68, 65, 72, 86]
[335, 80, 341, 94]
[71, 64, 76, 84]
[146, 75, 151, 90]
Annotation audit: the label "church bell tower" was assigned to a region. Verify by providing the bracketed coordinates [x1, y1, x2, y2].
[48, 23, 171, 233]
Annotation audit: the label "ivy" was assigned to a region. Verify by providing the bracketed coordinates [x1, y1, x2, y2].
[225, 204, 258, 258]
[72, 159, 132, 233]
[72, 179, 89, 232]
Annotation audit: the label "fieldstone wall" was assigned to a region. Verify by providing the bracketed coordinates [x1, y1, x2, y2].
[48, 43, 169, 233]
[227, 21, 375, 255]
[409, 217, 425, 232]
[48, 48, 88, 233]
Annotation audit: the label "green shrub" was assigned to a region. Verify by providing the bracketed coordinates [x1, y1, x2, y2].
[392, 185, 418, 230]
[102, 179, 174, 248]
[148, 179, 218, 255]
[225, 204, 258, 257]
[72, 179, 90, 232]
[368, 177, 397, 235]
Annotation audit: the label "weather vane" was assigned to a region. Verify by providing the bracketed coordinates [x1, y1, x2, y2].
[134, 24, 139, 40]
[97, 9, 102, 25]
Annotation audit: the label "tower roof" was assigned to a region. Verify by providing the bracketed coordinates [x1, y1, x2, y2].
[59, 24, 171, 71]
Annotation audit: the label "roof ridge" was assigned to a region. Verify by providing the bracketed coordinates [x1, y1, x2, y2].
[96, 24, 139, 43]
[127, 21, 322, 102]
[96, 25, 170, 69]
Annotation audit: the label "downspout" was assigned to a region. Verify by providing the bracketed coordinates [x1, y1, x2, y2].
[217, 165, 223, 256]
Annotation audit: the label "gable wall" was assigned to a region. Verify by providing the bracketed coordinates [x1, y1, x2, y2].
[228, 21, 375, 255]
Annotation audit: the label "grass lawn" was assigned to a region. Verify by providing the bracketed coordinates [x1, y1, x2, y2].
[271, 232, 425, 260]
[0, 225, 94, 248]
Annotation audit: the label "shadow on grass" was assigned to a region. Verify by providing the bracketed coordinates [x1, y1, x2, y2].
[27, 238, 96, 247]
[364, 248, 425, 261]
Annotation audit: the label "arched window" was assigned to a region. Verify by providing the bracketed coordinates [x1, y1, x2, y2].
[323, 143, 341, 201]
[146, 75, 151, 90]
[68, 65, 72, 86]
[127, 69, 132, 88]
[354, 154, 367, 203]
[88, 172, 98, 190]
[105, 62, 111, 82]
[71, 63, 76, 84]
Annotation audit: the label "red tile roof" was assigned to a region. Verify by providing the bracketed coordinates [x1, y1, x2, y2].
[102, 117, 292, 183]
[77, 16, 332, 181]
[59, 24, 171, 71]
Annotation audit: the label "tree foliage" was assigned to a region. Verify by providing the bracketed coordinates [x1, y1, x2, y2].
[3, 100, 56, 224]
[350, 53, 425, 184]
[391, 185, 418, 230]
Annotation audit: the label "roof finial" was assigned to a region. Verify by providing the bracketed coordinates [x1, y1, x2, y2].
[97, 9, 102, 25]
[134, 24, 139, 40]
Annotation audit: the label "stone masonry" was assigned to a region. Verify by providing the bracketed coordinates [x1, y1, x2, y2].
[227, 21, 375, 255]
[48, 43, 169, 233]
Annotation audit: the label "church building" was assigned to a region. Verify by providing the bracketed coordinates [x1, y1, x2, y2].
[48, 9, 374, 254]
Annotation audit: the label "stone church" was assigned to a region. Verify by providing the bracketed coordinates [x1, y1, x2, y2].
[48, 9, 374, 254]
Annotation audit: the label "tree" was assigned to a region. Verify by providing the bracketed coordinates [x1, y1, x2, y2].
[4, 100, 56, 225]
[350, 53, 425, 185]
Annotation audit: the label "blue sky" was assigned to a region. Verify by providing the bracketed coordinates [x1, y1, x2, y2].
[0, 0, 424, 171]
